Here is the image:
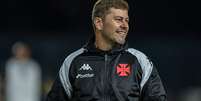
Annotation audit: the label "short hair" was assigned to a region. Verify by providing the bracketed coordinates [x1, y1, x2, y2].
[92, 0, 129, 21]
[12, 42, 30, 55]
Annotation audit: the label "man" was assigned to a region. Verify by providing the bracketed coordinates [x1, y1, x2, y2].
[6, 42, 41, 101]
[46, 0, 167, 101]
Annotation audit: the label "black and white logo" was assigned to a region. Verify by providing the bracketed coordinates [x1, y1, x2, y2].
[76, 64, 94, 79]
[76, 73, 94, 79]
[79, 64, 92, 71]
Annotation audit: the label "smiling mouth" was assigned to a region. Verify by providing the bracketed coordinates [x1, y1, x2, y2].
[116, 31, 127, 37]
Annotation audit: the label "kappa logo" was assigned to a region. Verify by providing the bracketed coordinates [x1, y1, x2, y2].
[79, 64, 92, 71]
[76, 64, 94, 79]
[116, 64, 131, 76]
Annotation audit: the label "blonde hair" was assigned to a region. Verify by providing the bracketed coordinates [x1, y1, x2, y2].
[92, 0, 129, 29]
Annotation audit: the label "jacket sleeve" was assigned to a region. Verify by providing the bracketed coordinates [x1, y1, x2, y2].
[46, 75, 70, 101]
[46, 48, 84, 101]
[140, 65, 167, 101]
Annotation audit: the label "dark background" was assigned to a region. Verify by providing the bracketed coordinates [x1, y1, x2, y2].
[0, 0, 201, 100]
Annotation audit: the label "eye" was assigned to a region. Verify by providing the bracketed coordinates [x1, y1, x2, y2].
[114, 17, 123, 22]
[125, 18, 129, 23]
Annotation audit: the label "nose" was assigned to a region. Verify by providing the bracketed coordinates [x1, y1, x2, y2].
[120, 20, 129, 30]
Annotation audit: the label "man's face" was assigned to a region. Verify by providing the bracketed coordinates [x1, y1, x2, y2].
[101, 8, 129, 45]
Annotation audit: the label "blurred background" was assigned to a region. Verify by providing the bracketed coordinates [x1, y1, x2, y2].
[0, 0, 201, 101]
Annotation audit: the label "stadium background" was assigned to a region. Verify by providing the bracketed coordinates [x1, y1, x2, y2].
[0, 0, 201, 101]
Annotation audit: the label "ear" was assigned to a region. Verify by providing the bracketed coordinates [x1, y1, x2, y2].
[94, 17, 103, 30]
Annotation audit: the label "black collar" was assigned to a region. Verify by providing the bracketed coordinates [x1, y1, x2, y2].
[83, 36, 128, 55]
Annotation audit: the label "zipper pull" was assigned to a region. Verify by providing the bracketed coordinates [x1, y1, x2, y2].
[105, 54, 108, 62]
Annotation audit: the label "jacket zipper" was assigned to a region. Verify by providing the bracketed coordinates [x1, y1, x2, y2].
[111, 53, 125, 101]
[103, 54, 108, 101]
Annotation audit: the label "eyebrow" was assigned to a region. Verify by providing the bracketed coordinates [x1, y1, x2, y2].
[114, 16, 129, 21]
[114, 16, 129, 19]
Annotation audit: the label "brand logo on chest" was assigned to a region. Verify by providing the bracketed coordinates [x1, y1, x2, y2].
[79, 64, 92, 71]
[76, 64, 94, 79]
[116, 64, 131, 76]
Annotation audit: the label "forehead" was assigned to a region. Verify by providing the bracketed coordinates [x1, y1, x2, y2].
[106, 8, 128, 18]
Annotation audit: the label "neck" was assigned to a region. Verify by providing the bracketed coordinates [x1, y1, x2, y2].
[95, 32, 113, 51]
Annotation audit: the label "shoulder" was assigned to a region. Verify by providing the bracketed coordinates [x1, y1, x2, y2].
[125, 48, 153, 68]
[126, 48, 154, 90]
[60, 48, 86, 74]
[28, 59, 40, 66]
[126, 48, 148, 58]
[6, 58, 16, 66]
[63, 48, 86, 64]
[125, 48, 152, 64]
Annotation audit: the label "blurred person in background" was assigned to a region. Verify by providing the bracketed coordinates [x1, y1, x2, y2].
[5, 42, 41, 101]
[179, 87, 201, 101]
[46, 0, 167, 101]
[0, 75, 4, 101]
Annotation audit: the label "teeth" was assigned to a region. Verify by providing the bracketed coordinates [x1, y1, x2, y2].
[119, 32, 126, 34]
[117, 31, 125, 33]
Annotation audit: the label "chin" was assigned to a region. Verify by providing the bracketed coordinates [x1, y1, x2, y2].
[116, 41, 125, 45]
[115, 37, 126, 45]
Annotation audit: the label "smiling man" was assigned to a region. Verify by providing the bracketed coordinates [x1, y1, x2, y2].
[46, 0, 167, 101]
[93, 7, 129, 50]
